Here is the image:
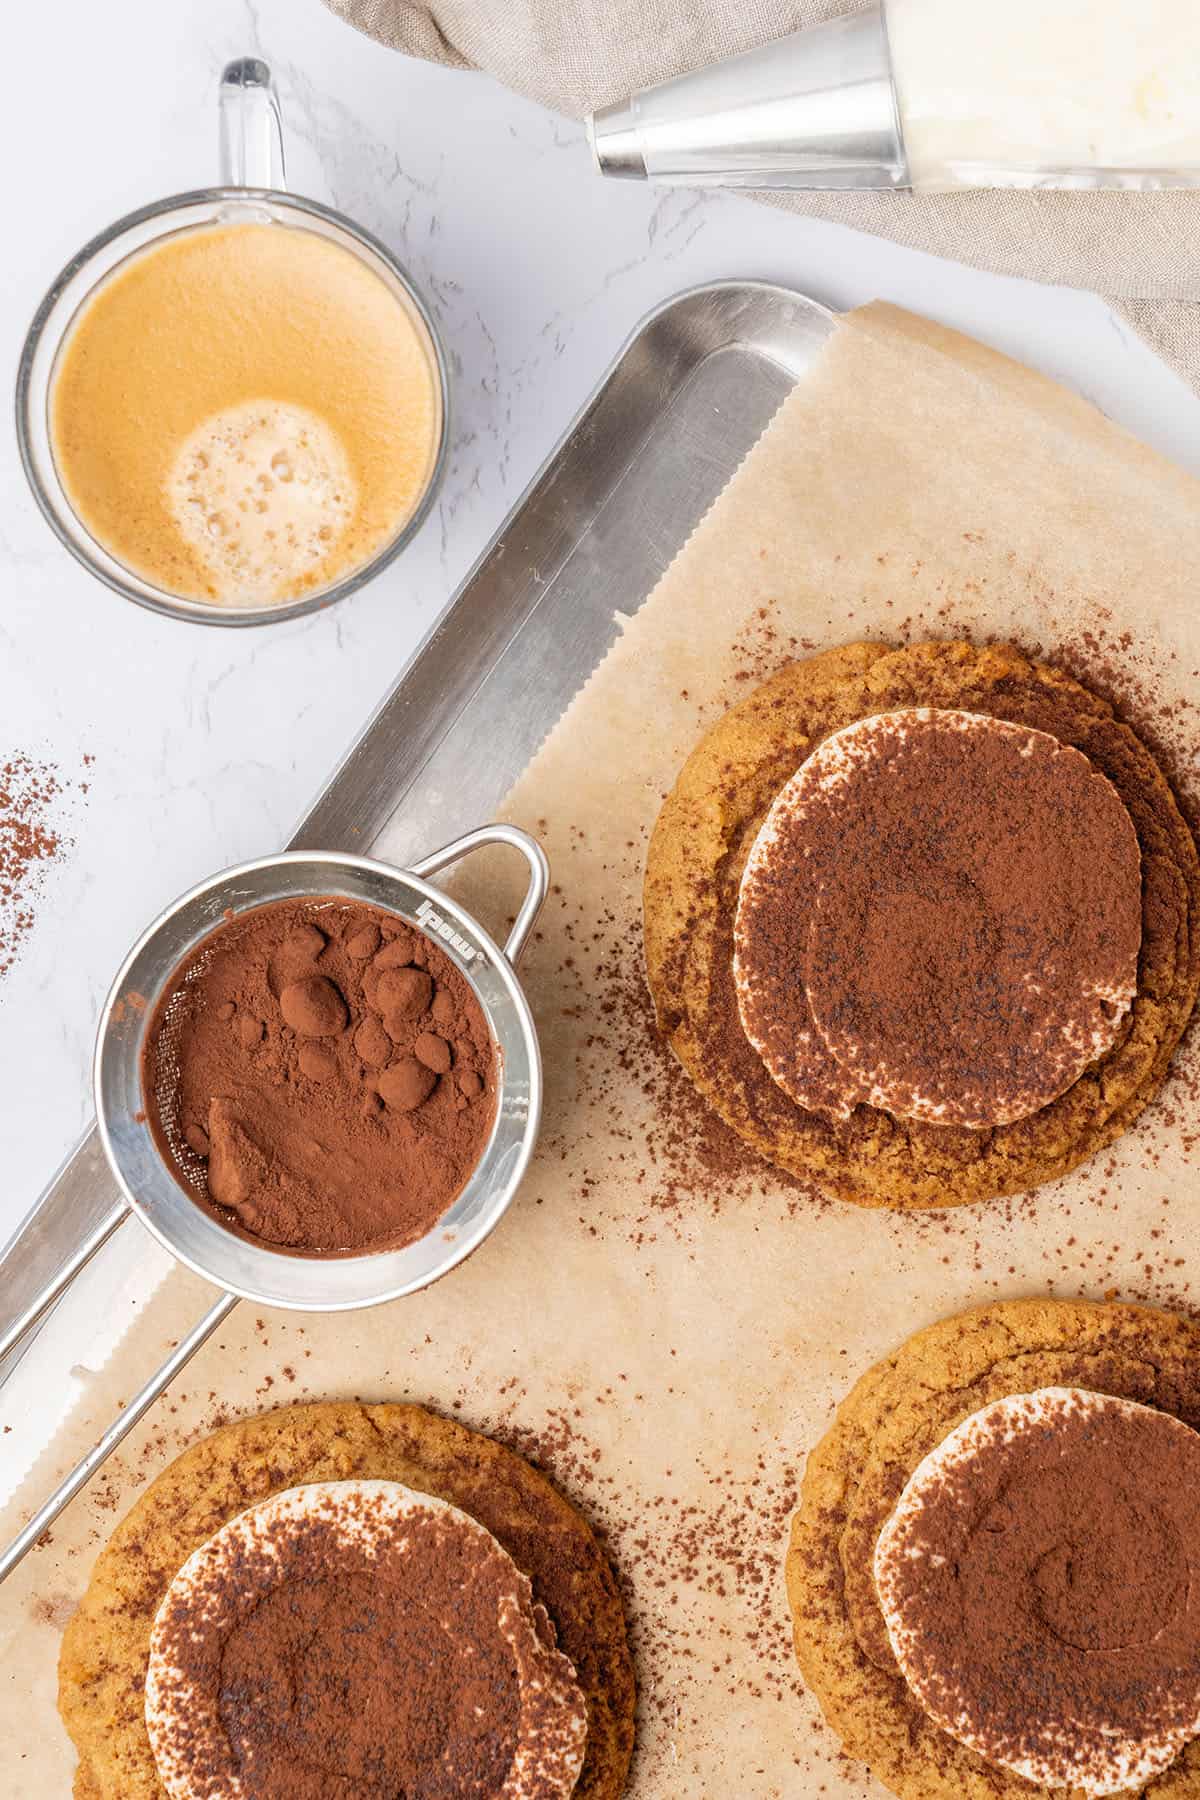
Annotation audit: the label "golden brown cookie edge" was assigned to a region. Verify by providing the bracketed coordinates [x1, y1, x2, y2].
[58, 1398, 636, 1800]
[643, 638, 1200, 1210]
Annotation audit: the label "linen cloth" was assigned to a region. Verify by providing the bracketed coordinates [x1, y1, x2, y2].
[324, 0, 1200, 390]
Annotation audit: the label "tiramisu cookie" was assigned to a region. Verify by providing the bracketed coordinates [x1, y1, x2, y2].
[144, 1481, 589, 1799]
[787, 1297, 1200, 1799]
[58, 1402, 636, 1800]
[735, 709, 1142, 1128]
[644, 640, 1200, 1208]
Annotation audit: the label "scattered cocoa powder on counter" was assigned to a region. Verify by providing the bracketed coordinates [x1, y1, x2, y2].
[0, 753, 84, 980]
[141, 898, 497, 1254]
[535, 876, 815, 1246]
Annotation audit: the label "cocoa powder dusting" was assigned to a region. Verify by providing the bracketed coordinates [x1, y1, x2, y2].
[553, 888, 814, 1240]
[468, 1383, 805, 1733]
[0, 753, 84, 979]
[141, 898, 497, 1253]
[738, 709, 1143, 1128]
[876, 1389, 1200, 1788]
[148, 1485, 587, 1799]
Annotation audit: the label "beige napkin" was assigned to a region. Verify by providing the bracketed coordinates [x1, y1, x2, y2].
[325, 0, 1200, 392]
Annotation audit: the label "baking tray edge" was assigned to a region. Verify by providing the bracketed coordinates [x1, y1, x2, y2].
[0, 280, 837, 1456]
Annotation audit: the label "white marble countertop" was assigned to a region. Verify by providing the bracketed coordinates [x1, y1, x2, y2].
[4, 0, 1200, 1252]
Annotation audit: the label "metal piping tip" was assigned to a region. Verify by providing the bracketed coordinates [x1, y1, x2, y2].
[583, 5, 908, 192]
[587, 101, 648, 179]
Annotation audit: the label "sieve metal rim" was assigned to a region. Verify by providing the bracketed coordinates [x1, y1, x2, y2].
[93, 834, 546, 1312]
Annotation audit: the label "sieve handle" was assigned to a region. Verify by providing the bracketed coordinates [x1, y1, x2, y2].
[407, 824, 549, 965]
[0, 1290, 238, 1585]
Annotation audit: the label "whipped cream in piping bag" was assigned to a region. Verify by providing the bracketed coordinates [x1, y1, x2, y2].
[886, 0, 1200, 189]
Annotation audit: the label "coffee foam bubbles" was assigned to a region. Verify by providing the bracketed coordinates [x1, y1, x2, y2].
[166, 400, 358, 602]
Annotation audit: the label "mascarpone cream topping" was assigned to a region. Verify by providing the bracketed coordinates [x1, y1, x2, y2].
[874, 1388, 1200, 1795]
[734, 708, 1141, 1128]
[145, 1479, 588, 1800]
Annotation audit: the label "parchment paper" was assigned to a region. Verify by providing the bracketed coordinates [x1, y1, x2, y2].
[6, 303, 1200, 1799]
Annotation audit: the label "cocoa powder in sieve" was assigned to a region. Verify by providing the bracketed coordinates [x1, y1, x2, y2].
[141, 898, 497, 1254]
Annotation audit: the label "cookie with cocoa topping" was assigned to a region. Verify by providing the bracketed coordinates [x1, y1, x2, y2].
[787, 1297, 1200, 1800]
[644, 639, 1200, 1208]
[58, 1401, 636, 1800]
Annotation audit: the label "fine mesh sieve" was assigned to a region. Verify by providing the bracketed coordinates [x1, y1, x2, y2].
[144, 919, 229, 1200]
[95, 830, 545, 1311]
[0, 825, 546, 1583]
